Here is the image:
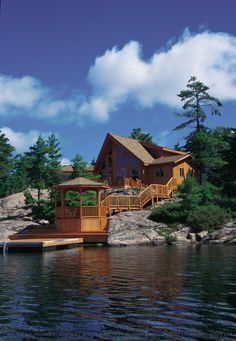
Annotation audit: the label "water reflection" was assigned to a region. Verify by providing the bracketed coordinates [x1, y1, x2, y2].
[0, 245, 235, 339]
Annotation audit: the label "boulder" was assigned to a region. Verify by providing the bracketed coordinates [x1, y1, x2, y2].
[195, 230, 208, 242]
[108, 210, 166, 246]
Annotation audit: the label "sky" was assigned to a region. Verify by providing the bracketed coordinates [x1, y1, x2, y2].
[0, 0, 236, 164]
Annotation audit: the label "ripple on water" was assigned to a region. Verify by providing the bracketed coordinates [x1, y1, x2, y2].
[0, 245, 236, 339]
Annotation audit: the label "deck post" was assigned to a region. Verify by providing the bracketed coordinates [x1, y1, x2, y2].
[80, 190, 83, 230]
[61, 189, 65, 219]
[98, 190, 101, 229]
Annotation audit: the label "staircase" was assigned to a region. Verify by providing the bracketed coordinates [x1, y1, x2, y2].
[102, 177, 177, 215]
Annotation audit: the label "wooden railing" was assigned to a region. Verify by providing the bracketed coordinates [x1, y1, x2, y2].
[123, 177, 145, 188]
[102, 177, 178, 214]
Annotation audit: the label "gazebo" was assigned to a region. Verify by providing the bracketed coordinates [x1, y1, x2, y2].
[54, 177, 109, 233]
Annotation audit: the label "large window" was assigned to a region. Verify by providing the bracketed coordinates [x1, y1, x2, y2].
[156, 168, 164, 177]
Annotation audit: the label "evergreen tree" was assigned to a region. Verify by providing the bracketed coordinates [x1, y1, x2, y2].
[174, 76, 222, 132]
[184, 127, 229, 184]
[129, 128, 155, 144]
[25, 135, 49, 216]
[0, 131, 14, 197]
[71, 153, 87, 178]
[46, 133, 62, 200]
[8, 154, 29, 194]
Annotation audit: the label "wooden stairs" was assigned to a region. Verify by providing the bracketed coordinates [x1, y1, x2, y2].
[102, 177, 177, 215]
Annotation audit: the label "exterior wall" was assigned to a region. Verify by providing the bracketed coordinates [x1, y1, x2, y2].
[173, 161, 194, 185]
[96, 142, 144, 185]
[145, 164, 173, 185]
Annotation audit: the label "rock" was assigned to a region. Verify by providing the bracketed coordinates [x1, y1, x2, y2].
[108, 210, 167, 246]
[38, 219, 49, 225]
[187, 233, 197, 242]
[172, 226, 191, 243]
[23, 216, 33, 221]
[0, 220, 40, 241]
[195, 230, 208, 242]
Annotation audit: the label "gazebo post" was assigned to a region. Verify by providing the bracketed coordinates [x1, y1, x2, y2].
[97, 190, 101, 229]
[61, 189, 65, 219]
[80, 189, 83, 230]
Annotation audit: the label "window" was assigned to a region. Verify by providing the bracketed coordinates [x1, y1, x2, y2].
[156, 168, 164, 177]
[180, 168, 185, 177]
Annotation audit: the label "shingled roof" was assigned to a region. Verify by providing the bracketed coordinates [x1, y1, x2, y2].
[151, 154, 191, 165]
[110, 133, 154, 164]
[56, 177, 108, 188]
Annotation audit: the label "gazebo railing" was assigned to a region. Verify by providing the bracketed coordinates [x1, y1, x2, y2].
[56, 205, 107, 219]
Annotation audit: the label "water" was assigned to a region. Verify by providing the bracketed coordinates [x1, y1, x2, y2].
[0, 245, 236, 340]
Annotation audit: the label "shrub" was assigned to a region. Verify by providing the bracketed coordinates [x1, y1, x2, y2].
[32, 200, 55, 223]
[149, 203, 187, 224]
[186, 205, 231, 232]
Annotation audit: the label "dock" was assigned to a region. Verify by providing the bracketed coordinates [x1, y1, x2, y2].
[0, 238, 83, 253]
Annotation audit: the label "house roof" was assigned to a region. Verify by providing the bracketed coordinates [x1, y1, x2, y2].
[61, 165, 73, 173]
[95, 133, 191, 168]
[151, 154, 191, 165]
[110, 133, 154, 164]
[56, 177, 108, 188]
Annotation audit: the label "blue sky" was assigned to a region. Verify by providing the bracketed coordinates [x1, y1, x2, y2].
[0, 0, 236, 163]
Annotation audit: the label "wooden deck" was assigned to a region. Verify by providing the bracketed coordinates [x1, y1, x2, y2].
[0, 238, 84, 252]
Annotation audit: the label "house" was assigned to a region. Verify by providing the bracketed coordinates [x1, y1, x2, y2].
[94, 133, 195, 187]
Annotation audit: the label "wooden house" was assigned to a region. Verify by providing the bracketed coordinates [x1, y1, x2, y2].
[94, 133, 195, 187]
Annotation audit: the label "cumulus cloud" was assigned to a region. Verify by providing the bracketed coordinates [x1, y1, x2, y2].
[0, 127, 50, 153]
[0, 74, 81, 122]
[84, 29, 236, 121]
[1, 30, 236, 124]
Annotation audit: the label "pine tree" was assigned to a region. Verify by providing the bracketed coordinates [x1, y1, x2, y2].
[174, 76, 222, 132]
[25, 135, 49, 216]
[129, 128, 155, 144]
[71, 153, 87, 178]
[0, 131, 14, 197]
[46, 133, 62, 201]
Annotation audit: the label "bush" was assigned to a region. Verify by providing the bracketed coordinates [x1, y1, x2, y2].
[149, 203, 187, 224]
[186, 205, 231, 232]
[32, 200, 55, 223]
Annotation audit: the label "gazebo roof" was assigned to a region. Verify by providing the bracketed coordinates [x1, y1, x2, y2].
[56, 177, 109, 189]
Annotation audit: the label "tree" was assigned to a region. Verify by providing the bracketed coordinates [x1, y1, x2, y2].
[129, 128, 155, 144]
[25, 135, 49, 217]
[71, 153, 87, 178]
[184, 127, 229, 184]
[46, 133, 62, 201]
[174, 76, 222, 132]
[0, 131, 14, 197]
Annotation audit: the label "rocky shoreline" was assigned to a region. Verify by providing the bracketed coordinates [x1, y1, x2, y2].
[1, 192, 236, 245]
[108, 210, 236, 246]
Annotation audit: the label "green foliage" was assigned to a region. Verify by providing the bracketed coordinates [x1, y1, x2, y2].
[24, 190, 55, 222]
[32, 200, 55, 223]
[184, 127, 229, 183]
[46, 133, 62, 189]
[129, 128, 155, 144]
[186, 205, 230, 233]
[64, 190, 81, 206]
[71, 154, 87, 178]
[149, 203, 187, 224]
[174, 76, 222, 132]
[178, 174, 202, 209]
[0, 131, 15, 198]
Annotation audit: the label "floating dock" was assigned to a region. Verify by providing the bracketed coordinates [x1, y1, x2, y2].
[0, 238, 83, 253]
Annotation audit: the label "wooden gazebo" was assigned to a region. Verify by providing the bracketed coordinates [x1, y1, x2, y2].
[54, 177, 109, 233]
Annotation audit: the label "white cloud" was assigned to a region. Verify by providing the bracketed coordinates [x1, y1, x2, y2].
[0, 30, 236, 124]
[0, 127, 50, 153]
[60, 158, 71, 166]
[84, 30, 236, 121]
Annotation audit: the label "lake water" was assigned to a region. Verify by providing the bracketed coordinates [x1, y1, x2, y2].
[0, 245, 236, 340]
